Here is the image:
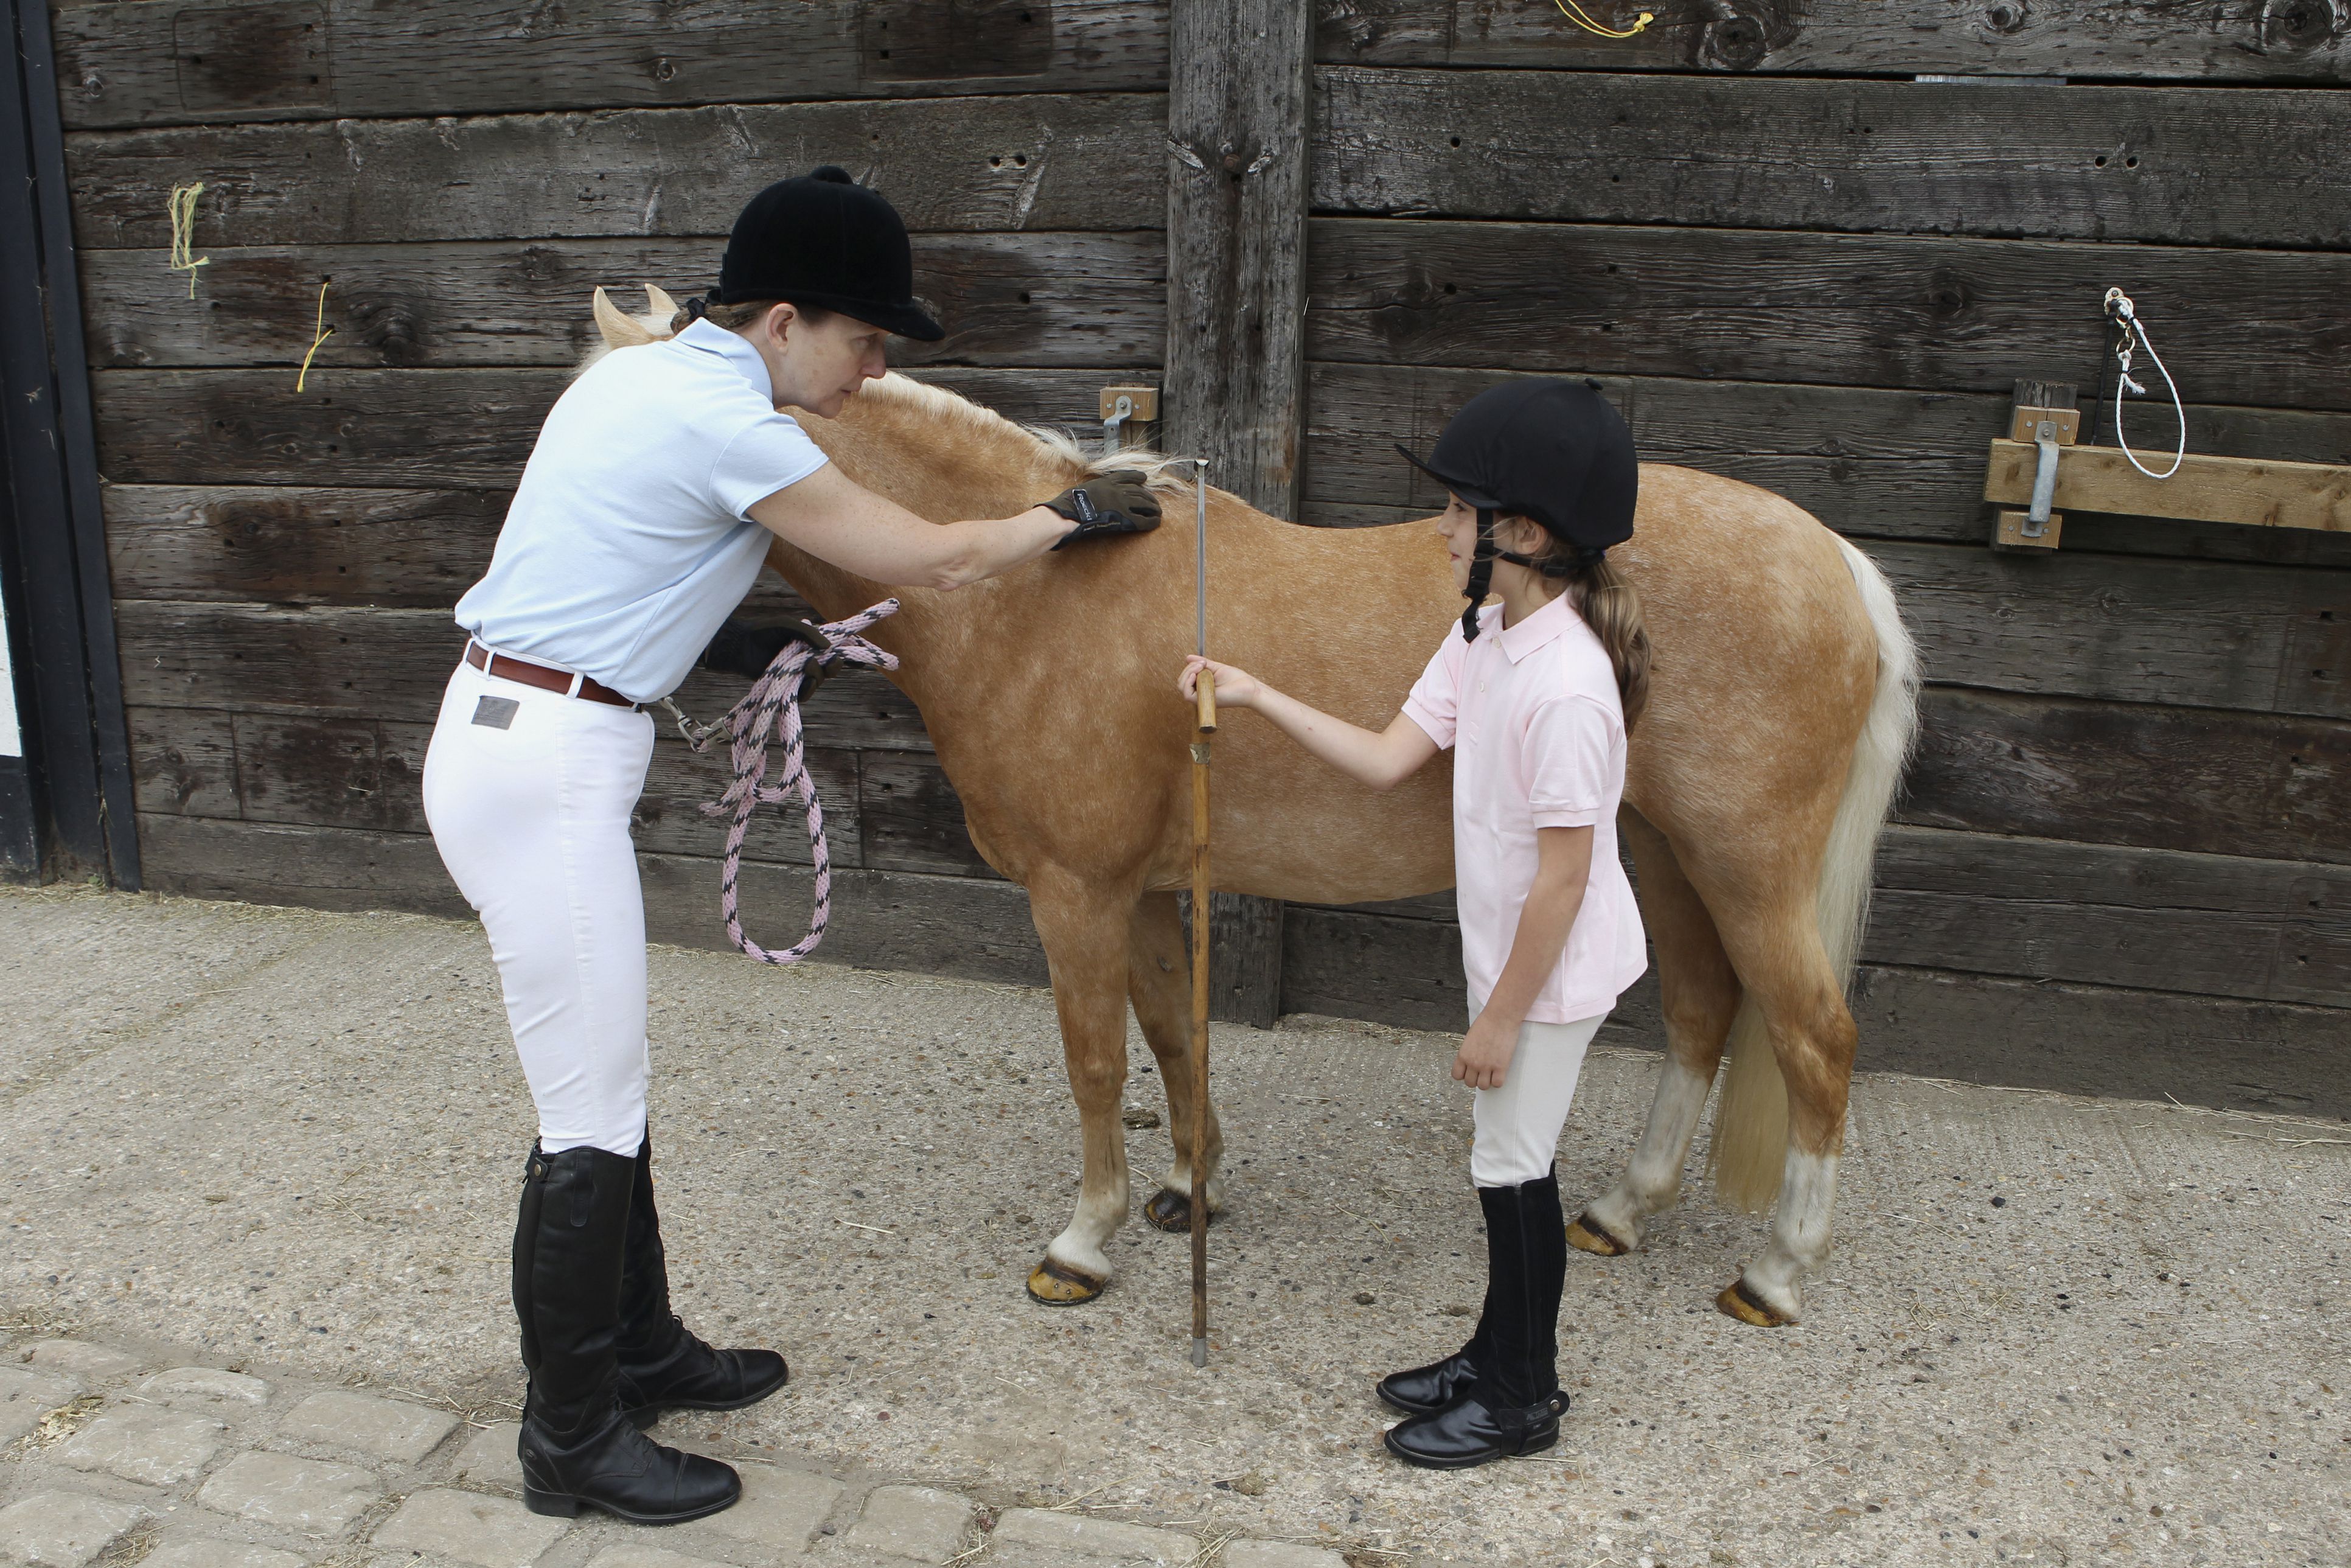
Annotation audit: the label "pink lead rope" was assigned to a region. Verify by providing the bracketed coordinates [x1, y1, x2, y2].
[670, 598, 902, 964]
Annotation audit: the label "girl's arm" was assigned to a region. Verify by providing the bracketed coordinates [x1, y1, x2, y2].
[1180, 656, 1437, 791]
[1454, 825, 1595, 1090]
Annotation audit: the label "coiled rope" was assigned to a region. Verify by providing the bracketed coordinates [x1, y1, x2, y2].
[663, 599, 901, 964]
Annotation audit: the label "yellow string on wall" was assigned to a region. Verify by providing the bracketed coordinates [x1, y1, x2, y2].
[1554, 0, 1654, 38]
[296, 280, 335, 393]
[167, 183, 210, 298]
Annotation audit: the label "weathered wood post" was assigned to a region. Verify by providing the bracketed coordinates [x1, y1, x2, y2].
[1163, 0, 1311, 1028]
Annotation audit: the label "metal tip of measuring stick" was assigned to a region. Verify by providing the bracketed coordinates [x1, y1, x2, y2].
[1190, 1337, 1208, 1368]
[1194, 458, 1210, 660]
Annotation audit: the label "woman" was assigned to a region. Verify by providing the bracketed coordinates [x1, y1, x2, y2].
[1180, 380, 1649, 1468]
[422, 166, 1158, 1525]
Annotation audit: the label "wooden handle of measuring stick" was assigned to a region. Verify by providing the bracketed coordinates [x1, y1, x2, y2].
[1195, 669, 1217, 734]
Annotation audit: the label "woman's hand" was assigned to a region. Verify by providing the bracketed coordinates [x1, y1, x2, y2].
[1180, 656, 1263, 709]
[1452, 1010, 1519, 1091]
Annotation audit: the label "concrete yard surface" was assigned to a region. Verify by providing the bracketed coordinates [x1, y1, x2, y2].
[2, 883, 2346, 1567]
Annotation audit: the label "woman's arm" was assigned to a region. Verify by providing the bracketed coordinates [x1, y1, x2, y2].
[1180, 656, 1438, 791]
[749, 465, 1069, 590]
[1453, 824, 1594, 1090]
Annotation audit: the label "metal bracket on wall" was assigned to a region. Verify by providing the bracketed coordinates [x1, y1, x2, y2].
[1990, 382, 2079, 552]
[1101, 384, 1160, 458]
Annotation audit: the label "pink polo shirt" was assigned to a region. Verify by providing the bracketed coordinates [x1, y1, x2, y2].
[1401, 595, 1648, 1025]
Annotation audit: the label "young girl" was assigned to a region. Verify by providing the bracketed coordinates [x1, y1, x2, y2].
[1180, 378, 1650, 1469]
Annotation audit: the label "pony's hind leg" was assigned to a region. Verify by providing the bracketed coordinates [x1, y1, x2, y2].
[1571, 814, 1741, 1256]
[1709, 897, 1859, 1327]
[1022, 869, 1141, 1306]
[1127, 893, 1225, 1233]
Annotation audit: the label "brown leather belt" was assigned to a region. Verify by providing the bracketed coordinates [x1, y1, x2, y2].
[465, 643, 640, 709]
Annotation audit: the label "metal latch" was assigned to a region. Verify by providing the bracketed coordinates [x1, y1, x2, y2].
[2022, 419, 2062, 538]
[1099, 384, 1160, 458]
[1990, 381, 2080, 552]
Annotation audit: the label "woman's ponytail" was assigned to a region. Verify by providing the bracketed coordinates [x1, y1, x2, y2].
[1571, 554, 1651, 730]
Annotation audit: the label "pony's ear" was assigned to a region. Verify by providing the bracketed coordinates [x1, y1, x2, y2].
[643, 284, 680, 321]
[593, 286, 657, 349]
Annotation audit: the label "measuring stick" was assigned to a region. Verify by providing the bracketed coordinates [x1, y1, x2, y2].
[1189, 458, 1213, 1368]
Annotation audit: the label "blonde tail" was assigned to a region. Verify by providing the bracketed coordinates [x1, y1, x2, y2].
[1708, 540, 1920, 1211]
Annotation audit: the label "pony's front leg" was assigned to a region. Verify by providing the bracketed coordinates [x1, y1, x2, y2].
[1023, 870, 1139, 1306]
[1127, 893, 1225, 1233]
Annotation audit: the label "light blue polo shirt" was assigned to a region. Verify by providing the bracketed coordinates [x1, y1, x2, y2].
[454, 319, 829, 703]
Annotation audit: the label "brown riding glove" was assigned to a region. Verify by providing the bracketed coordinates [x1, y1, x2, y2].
[1043, 470, 1163, 549]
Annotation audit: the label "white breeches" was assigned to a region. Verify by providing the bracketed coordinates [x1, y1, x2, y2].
[1470, 1013, 1607, 1188]
[422, 657, 657, 1157]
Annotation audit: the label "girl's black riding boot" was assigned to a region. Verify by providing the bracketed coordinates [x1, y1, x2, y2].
[615, 1136, 789, 1426]
[1384, 1169, 1571, 1469]
[514, 1144, 742, 1524]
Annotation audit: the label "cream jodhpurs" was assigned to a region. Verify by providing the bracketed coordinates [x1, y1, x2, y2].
[422, 655, 657, 1157]
[1470, 1013, 1607, 1188]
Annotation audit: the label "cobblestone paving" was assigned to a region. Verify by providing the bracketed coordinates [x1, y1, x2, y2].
[0, 1334, 1347, 1568]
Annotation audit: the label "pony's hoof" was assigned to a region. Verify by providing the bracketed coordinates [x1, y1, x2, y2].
[1144, 1188, 1214, 1233]
[1715, 1279, 1796, 1328]
[1025, 1256, 1107, 1306]
[1566, 1213, 1632, 1256]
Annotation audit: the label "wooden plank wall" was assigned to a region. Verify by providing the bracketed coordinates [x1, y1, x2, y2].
[1297, 2, 2351, 1116]
[51, 0, 2351, 1118]
[55, 0, 1166, 988]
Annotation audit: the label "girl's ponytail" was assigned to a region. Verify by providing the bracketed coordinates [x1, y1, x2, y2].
[1571, 554, 1651, 730]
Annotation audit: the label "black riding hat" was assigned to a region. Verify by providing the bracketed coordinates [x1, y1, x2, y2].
[1396, 378, 1637, 640]
[711, 166, 945, 342]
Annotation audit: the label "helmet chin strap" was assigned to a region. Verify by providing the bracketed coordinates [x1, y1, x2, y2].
[1463, 509, 1587, 641]
[1461, 508, 1499, 641]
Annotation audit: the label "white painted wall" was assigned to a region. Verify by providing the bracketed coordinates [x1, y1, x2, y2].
[0, 591, 21, 758]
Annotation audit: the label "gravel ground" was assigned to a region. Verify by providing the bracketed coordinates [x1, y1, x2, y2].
[3, 883, 2347, 1567]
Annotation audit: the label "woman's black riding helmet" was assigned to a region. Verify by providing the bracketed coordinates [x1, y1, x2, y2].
[1396, 378, 1637, 641]
[698, 166, 946, 341]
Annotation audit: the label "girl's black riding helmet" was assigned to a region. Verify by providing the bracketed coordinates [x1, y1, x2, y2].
[1397, 378, 1638, 641]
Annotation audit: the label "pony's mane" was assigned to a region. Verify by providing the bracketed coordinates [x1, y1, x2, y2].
[577, 291, 1197, 499]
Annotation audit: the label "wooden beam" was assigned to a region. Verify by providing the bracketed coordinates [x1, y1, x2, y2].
[108, 529, 2351, 728]
[1163, 0, 1311, 1028]
[64, 94, 1164, 249]
[1312, 68, 2351, 249]
[1985, 439, 2351, 534]
[52, 0, 1171, 130]
[90, 366, 1129, 487]
[1315, 0, 2351, 84]
[82, 233, 1168, 372]
[1901, 688, 2351, 868]
[1165, 0, 1311, 516]
[1302, 218, 2351, 413]
[1303, 363, 2351, 566]
[134, 814, 1054, 989]
[128, 806, 2351, 1118]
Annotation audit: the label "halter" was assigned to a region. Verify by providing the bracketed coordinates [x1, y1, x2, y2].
[1460, 508, 1603, 642]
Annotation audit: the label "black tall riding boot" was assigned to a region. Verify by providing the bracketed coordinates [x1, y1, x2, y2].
[615, 1136, 789, 1427]
[514, 1144, 742, 1523]
[1384, 1168, 1570, 1469]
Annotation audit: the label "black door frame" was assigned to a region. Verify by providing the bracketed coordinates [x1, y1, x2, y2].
[0, 0, 138, 887]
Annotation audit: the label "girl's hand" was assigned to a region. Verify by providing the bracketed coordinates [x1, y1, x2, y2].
[1181, 656, 1262, 709]
[1452, 1011, 1518, 1091]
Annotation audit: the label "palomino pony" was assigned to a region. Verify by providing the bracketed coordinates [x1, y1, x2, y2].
[590, 291, 1920, 1326]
